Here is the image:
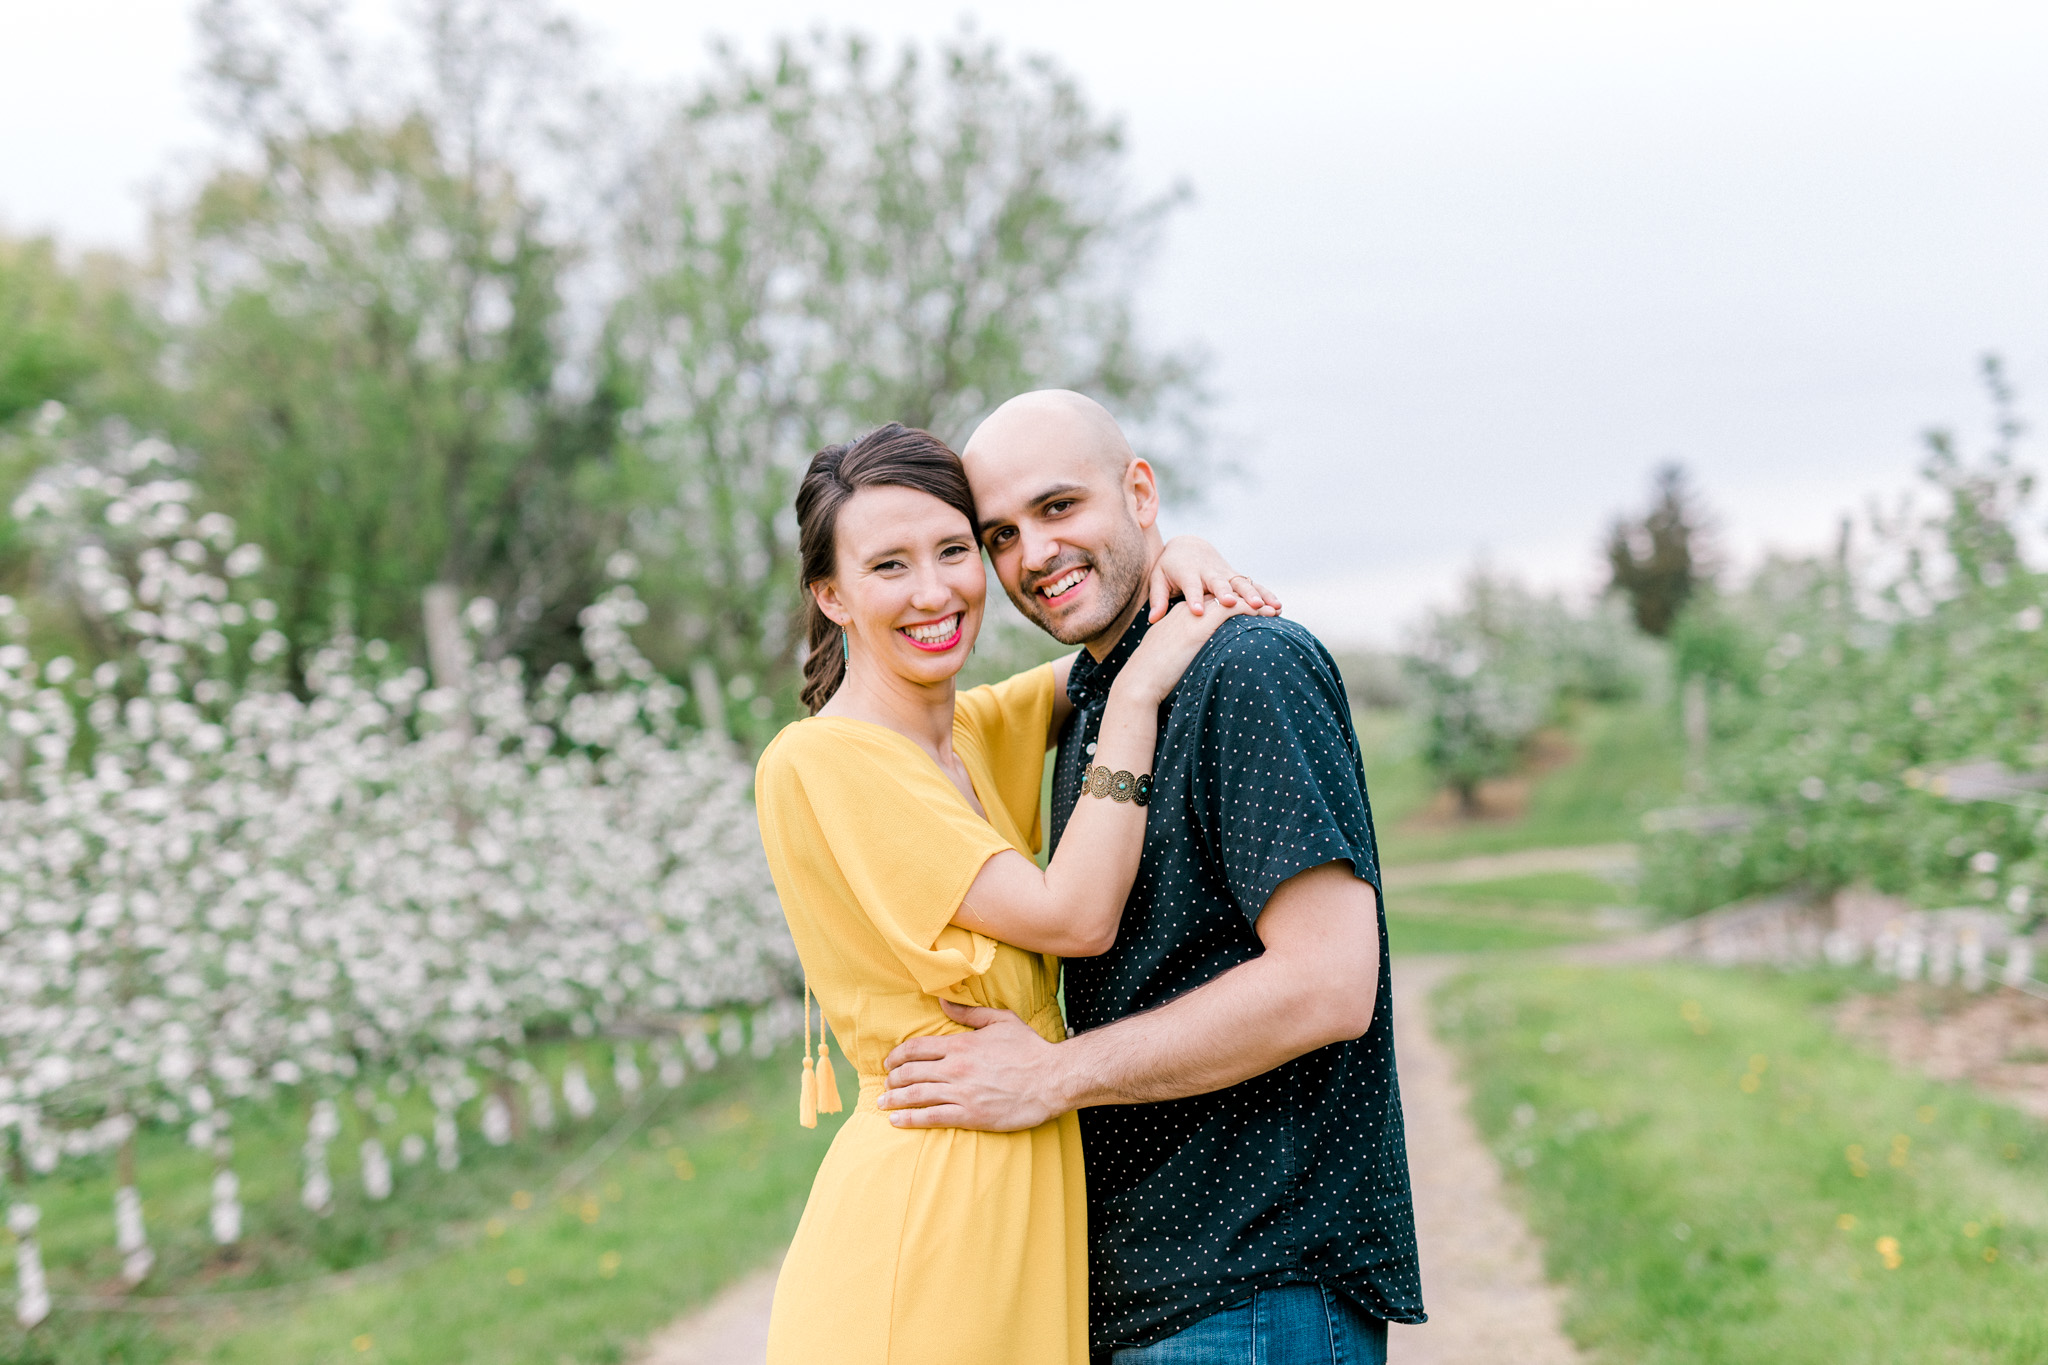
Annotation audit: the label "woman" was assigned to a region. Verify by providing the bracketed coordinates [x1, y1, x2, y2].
[755, 423, 1271, 1363]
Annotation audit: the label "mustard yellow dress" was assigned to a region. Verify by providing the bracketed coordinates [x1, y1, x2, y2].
[754, 663, 1086, 1364]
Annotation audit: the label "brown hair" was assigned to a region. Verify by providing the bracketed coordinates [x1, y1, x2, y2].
[796, 423, 978, 714]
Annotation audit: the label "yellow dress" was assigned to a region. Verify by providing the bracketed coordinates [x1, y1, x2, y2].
[754, 664, 1086, 1365]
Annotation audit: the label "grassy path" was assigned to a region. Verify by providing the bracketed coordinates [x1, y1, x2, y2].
[1437, 961, 2048, 1363]
[1389, 958, 1580, 1365]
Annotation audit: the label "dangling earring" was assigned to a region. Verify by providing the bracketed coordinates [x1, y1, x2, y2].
[840, 630, 849, 661]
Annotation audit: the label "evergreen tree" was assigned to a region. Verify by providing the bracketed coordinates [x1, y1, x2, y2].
[1607, 462, 1711, 637]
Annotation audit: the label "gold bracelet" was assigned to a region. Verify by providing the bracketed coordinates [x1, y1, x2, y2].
[1082, 764, 1152, 807]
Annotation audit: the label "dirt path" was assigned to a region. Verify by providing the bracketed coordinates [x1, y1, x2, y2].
[635, 959, 1581, 1364]
[1388, 956, 1582, 1364]
[634, 1260, 778, 1365]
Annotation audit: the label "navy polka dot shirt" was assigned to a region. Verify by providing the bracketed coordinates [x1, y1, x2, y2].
[1054, 612, 1424, 1353]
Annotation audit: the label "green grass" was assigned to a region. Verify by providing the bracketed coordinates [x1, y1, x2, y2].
[0, 1043, 843, 1365]
[1353, 706, 1438, 831]
[1415, 871, 1630, 907]
[1386, 872, 1635, 956]
[1436, 963, 2048, 1364]
[1387, 908, 1604, 956]
[1359, 702, 1684, 865]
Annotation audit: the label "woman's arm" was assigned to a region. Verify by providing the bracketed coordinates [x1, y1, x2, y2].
[1034, 536, 1279, 750]
[954, 601, 1252, 957]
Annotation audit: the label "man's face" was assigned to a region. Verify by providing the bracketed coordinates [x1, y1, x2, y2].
[965, 440, 1153, 648]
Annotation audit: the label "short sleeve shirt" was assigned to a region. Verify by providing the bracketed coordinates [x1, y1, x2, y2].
[1052, 614, 1424, 1352]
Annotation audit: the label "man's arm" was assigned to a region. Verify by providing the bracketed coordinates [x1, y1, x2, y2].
[877, 860, 1379, 1131]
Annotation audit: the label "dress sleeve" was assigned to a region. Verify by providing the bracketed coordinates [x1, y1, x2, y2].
[1188, 621, 1383, 925]
[768, 728, 1016, 994]
[952, 662, 1056, 855]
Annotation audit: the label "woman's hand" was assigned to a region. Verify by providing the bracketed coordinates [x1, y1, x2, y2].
[1114, 598, 1259, 706]
[1147, 536, 1282, 623]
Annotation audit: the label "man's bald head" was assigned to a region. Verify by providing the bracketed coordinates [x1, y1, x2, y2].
[960, 390, 1163, 653]
[961, 389, 1135, 484]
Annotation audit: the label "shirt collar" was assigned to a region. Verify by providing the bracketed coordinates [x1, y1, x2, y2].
[1066, 609, 1154, 711]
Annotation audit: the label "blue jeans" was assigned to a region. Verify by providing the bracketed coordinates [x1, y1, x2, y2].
[1103, 1284, 1390, 1364]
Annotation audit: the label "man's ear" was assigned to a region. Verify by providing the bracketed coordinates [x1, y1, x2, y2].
[1125, 457, 1161, 532]
[811, 581, 850, 627]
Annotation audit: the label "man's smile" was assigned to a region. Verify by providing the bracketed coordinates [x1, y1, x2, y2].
[1037, 567, 1091, 602]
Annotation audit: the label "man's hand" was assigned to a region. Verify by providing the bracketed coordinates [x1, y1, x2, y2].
[882, 862, 1379, 1131]
[877, 1000, 1069, 1132]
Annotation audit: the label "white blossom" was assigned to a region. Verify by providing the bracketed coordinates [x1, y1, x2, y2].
[8, 1203, 49, 1327]
[433, 1108, 460, 1172]
[480, 1094, 513, 1146]
[0, 432, 793, 1187]
[209, 1165, 243, 1246]
[359, 1138, 393, 1201]
[114, 1183, 153, 1284]
[562, 1062, 598, 1120]
[0, 426, 801, 1330]
[613, 1044, 643, 1098]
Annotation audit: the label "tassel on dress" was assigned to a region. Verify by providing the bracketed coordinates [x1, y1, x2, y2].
[798, 983, 820, 1128]
[816, 1039, 842, 1113]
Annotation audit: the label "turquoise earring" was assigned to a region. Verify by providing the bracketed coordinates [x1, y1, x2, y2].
[841, 630, 849, 661]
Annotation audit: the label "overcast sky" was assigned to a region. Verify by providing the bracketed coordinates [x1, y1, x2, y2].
[5, 0, 2046, 643]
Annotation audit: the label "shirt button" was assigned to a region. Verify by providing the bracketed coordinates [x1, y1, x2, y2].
[1086, 742, 1097, 755]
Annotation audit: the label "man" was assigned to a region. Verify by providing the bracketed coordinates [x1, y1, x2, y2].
[878, 390, 1424, 1363]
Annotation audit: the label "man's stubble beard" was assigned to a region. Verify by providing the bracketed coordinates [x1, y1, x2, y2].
[1008, 517, 1150, 649]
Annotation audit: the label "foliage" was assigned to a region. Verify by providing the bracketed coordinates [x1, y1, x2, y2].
[7, 3, 1210, 724]
[1330, 648, 1411, 710]
[0, 242, 166, 606]
[1403, 569, 1662, 812]
[164, 0, 623, 680]
[1642, 366, 2048, 917]
[604, 28, 1206, 736]
[1440, 963, 2048, 1363]
[0, 419, 789, 1179]
[1607, 463, 1713, 638]
[1664, 584, 1764, 697]
[0, 235, 162, 433]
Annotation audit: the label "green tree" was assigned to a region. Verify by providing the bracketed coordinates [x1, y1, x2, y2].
[33, 5, 1206, 721]
[1607, 462, 1712, 638]
[604, 30, 1208, 737]
[1641, 359, 2048, 917]
[1405, 569, 1657, 815]
[0, 236, 102, 427]
[0, 232, 164, 429]
[164, 0, 621, 678]
[0, 236, 169, 609]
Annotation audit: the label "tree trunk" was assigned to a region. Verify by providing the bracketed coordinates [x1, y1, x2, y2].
[689, 659, 728, 742]
[1682, 673, 1710, 792]
[1456, 779, 1483, 818]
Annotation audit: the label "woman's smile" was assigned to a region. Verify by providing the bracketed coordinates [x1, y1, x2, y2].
[899, 613, 964, 651]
